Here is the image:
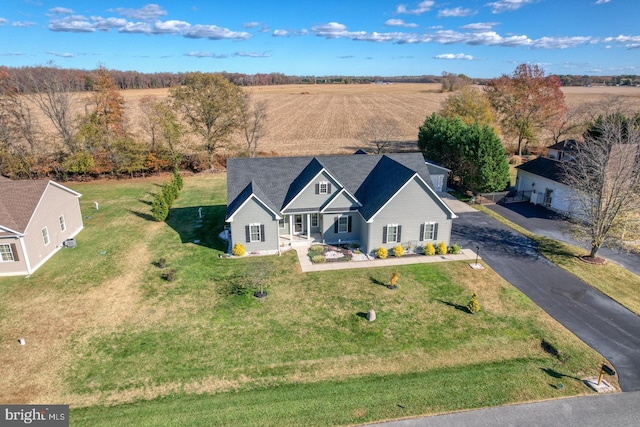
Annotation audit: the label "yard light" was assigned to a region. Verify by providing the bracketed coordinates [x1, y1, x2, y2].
[475, 246, 480, 267]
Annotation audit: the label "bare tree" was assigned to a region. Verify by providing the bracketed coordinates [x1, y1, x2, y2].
[28, 65, 78, 152]
[239, 93, 268, 157]
[562, 109, 640, 258]
[359, 116, 399, 154]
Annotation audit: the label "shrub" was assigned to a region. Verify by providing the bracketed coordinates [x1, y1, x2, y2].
[172, 169, 184, 190]
[375, 247, 388, 259]
[311, 255, 326, 264]
[232, 243, 246, 257]
[157, 257, 167, 268]
[436, 241, 448, 255]
[151, 193, 169, 222]
[162, 268, 177, 282]
[424, 242, 436, 256]
[448, 244, 461, 254]
[467, 292, 480, 314]
[161, 181, 178, 207]
[392, 245, 404, 257]
[310, 245, 324, 252]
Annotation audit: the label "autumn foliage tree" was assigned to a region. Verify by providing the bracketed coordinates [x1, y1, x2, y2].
[439, 86, 498, 132]
[485, 64, 566, 156]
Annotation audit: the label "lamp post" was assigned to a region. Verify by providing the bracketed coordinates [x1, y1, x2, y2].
[475, 246, 480, 267]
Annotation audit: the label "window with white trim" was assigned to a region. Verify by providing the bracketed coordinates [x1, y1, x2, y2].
[311, 213, 319, 228]
[0, 244, 14, 262]
[338, 215, 349, 233]
[318, 181, 329, 194]
[249, 224, 262, 242]
[422, 222, 437, 241]
[387, 225, 399, 243]
[59, 215, 66, 232]
[42, 227, 50, 246]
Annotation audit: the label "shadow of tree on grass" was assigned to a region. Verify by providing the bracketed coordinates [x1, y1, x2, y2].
[435, 299, 470, 313]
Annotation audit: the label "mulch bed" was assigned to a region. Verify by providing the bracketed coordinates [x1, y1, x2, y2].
[578, 255, 607, 265]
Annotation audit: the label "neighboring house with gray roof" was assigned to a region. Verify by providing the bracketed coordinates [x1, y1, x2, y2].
[0, 180, 83, 276]
[225, 152, 457, 255]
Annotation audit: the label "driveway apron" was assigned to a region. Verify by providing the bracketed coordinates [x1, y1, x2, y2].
[451, 211, 640, 392]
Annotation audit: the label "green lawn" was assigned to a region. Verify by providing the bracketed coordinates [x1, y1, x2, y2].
[0, 173, 610, 426]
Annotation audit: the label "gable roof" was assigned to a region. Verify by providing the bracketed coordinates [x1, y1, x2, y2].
[0, 180, 81, 235]
[227, 153, 441, 222]
[547, 139, 580, 152]
[516, 157, 568, 184]
[226, 180, 281, 222]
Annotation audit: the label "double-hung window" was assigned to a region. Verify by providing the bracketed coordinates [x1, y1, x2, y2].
[249, 224, 262, 242]
[0, 244, 14, 262]
[422, 222, 437, 241]
[311, 213, 319, 228]
[42, 227, 50, 246]
[338, 216, 349, 233]
[59, 215, 66, 232]
[386, 225, 400, 243]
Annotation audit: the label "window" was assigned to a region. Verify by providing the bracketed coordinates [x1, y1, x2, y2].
[338, 216, 349, 233]
[422, 222, 438, 241]
[383, 224, 402, 243]
[0, 244, 14, 262]
[42, 227, 50, 246]
[311, 213, 319, 228]
[316, 181, 332, 195]
[250, 224, 261, 242]
[59, 215, 66, 232]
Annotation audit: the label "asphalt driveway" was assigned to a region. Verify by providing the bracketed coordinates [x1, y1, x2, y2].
[486, 202, 640, 277]
[451, 211, 640, 392]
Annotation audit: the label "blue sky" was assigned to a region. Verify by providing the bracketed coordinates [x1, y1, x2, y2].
[0, 0, 638, 78]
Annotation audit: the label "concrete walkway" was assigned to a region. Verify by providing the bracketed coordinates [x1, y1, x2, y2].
[292, 246, 479, 273]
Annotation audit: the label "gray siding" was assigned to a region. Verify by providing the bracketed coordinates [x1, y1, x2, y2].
[322, 190, 360, 211]
[322, 212, 362, 244]
[285, 171, 341, 211]
[22, 184, 83, 274]
[366, 177, 452, 252]
[229, 197, 279, 253]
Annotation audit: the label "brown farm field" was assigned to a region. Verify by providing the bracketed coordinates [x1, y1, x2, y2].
[31, 83, 640, 157]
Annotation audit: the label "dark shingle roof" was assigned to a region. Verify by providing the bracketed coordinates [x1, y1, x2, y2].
[0, 180, 51, 233]
[226, 153, 435, 221]
[548, 139, 580, 152]
[516, 157, 567, 184]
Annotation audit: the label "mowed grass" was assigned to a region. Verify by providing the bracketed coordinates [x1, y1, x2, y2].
[476, 205, 640, 316]
[0, 174, 610, 426]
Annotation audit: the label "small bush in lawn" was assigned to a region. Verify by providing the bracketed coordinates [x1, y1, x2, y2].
[467, 292, 480, 314]
[436, 241, 448, 255]
[157, 257, 167, 268]
[151, 193, 169, 221]
[161, 181, 178, 207]
[172, 169, 184, 190]
[162, 268, 177, 282]
[311, 255, 326, 264]
[392, 245, 404, 257]
[424, 242, 436, 256]
[376, 247, 388, 259]
[310, 245, 324, 252]
[448, 244, 461, 254]
[232, 243, 246, 256]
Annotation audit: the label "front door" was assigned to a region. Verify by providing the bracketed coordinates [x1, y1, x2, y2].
[294, 214, 304, 234]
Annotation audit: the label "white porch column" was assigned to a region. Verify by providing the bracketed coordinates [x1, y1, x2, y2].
[288, 214, 293, 238]
[306, 214, 311, 240]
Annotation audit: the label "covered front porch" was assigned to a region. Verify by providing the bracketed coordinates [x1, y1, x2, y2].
[278, 213, 323, 246]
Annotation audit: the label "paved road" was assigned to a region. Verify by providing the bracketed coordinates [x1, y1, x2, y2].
[451, 211, 640, 392]
[486, 202, 640, 277]
[372, 390, 640, 427]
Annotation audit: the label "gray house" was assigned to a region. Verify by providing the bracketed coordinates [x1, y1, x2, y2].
[0, 180, 83, 277]
[225, 153, 457, 255]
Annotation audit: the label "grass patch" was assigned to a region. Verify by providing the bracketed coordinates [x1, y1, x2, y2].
[476, 205, 640, 315]
[0, 174, 609, 425]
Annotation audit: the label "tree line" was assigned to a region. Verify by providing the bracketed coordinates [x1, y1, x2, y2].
[0, 67, 268, 179]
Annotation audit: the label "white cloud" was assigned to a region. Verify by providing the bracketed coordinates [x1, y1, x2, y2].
[108, 4, 167, 20]
[235, 51, 271, 58]
[152, 20, 191, 34]
[385, 19, 419, 28]
[185, 51, 227, 58]
[47, 51, 74, 58]
[272, 28, 308, 37]
[12, 21, 37, 27]
[434, 53, 475, 60]
[532, 36, 592, 49]
[604, 35, 640, 43]
[49, 15, 95, 32]
[91, 17, 128, 31]
[185, 25, 250, 40]
[0, 18, 7, 26]
[462, 22, 499, 31]
[243, 22, 261, 28]
[438, 7, 475, 18]
[486, 0, 537, 14]
[595, 0, 611, 4]
[395, 1, 435, 15]
[48, 7, 73, 15]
